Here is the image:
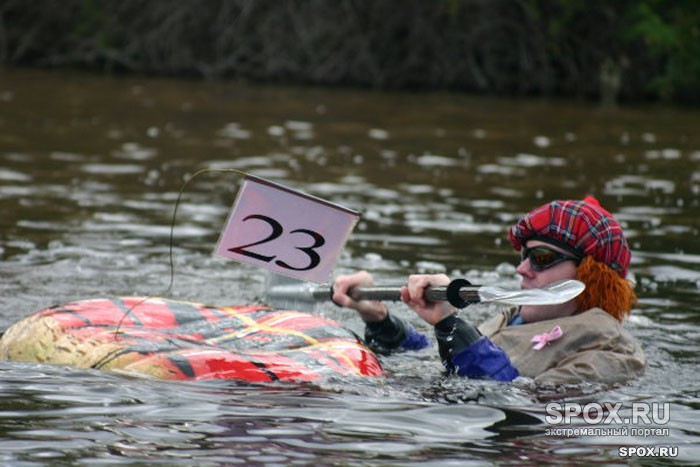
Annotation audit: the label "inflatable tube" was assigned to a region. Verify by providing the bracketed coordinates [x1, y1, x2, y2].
[0, 297, 384, 382]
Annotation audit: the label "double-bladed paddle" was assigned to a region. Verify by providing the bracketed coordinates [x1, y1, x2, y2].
[265, 277, 585, 309]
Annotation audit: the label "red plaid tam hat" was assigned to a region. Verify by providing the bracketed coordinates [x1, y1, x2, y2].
[508, 196, 631, 277]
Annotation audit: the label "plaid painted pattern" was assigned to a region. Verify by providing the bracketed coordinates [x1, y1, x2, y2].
[0, 297, 384, 382]
[508, 196, 631, 277]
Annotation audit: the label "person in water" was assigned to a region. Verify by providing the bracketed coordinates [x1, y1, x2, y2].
[332, 196, 646, 385]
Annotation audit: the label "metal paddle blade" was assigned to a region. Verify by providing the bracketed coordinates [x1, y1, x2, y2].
[477, 279, 585, 306]
[264, 273, 331, 308]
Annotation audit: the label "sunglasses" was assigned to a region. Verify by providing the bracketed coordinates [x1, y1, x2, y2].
[520, 246, 582, 271]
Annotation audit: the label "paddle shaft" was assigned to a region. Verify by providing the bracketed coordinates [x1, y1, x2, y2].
[328, 279, 481, 308]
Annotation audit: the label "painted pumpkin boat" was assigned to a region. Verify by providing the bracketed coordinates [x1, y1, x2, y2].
[0, 297, 384, 382]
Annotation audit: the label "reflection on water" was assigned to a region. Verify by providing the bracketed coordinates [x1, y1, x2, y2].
[1, 68, 699, 464]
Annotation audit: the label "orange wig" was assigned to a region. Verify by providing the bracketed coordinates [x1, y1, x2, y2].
[575, 256, 637, 322]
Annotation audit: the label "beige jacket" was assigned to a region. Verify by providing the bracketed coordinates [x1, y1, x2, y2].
[478, 308, 646, 385]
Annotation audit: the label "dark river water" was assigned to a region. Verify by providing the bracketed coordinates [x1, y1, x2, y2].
[1, 68, 698, 465]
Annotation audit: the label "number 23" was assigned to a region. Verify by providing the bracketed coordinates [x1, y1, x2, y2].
[228, 214, 325, 271]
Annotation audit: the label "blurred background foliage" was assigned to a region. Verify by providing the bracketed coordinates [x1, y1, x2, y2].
[0, 0, 699, 105]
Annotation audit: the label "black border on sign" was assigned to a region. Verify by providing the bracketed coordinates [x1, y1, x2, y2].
[245, 174, 361, 218]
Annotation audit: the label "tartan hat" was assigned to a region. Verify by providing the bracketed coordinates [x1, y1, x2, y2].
[508, 196, 631, 277]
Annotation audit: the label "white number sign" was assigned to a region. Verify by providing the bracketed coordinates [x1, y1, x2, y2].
[215, 175, 360, 283]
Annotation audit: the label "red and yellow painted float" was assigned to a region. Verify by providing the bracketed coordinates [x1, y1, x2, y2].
[0, 297, 384, 382]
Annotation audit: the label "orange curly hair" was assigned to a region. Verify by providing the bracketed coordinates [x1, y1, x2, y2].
[575, 256, 637, 322]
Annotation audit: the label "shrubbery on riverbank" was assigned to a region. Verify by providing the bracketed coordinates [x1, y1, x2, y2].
[1, 0, 698, 105]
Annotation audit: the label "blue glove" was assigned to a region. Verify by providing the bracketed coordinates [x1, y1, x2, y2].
[450, 336, 519, 381]
[434, 315, 518, 382]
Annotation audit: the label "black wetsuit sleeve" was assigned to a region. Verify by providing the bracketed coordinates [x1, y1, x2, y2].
[363, 312, 408, 355]
[433, 314, 482, 372]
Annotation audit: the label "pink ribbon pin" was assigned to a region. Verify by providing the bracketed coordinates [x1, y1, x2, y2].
[531, 325, 563, 350]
